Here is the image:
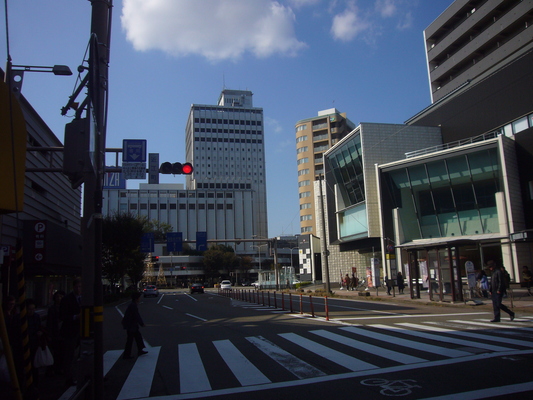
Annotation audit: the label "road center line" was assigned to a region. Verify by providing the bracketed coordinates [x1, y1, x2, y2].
[186, 313, 207, 322]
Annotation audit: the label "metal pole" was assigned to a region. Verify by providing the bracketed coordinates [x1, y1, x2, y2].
[319, 174, 331, 294]
[84, 2, 112, 399]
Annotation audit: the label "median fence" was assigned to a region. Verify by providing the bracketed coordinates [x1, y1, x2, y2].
[217, 288, 330, 321]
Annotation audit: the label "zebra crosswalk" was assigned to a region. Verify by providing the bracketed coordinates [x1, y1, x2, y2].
[103, 317, 533, 399]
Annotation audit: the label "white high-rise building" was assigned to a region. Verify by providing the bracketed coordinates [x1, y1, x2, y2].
[185, 89, 268, 238]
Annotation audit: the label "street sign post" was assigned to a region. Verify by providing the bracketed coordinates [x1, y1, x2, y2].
[167, 232, 183, 253]
[122, 139, 147, 180]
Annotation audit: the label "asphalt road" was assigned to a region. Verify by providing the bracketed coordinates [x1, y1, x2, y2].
[65, 289, 533, 399]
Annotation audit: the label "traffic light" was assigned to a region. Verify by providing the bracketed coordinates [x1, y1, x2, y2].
[151, 256, 159, 263]
[159, 162, 193, 175]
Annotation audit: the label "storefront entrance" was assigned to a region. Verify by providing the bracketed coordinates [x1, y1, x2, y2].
[405, 241, 499, 302]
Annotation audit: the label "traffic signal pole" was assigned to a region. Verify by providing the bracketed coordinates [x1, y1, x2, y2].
[80, 2, 112, 398]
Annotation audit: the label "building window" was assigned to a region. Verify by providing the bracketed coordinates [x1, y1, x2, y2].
[300, 203, 311, 210]
[299, 191, 311, 198]
[130, 204, 137, 210]
[160, 204, 167, 210]
[150, 204, 157, 210]
[170, 204, 177, 210]
[297, 157, 309, 165]
[217, 204, 224, 210]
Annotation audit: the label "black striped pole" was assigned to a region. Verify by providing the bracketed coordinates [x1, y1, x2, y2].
[15, 239, 33, 390]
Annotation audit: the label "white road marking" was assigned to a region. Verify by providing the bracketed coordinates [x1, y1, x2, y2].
[117, 347, 161, 400]
[186, 313, 207, 321]
[179, 343, 211, 394]
[246, 335, 326, 379]
[337, 312, 490, 321]
[213, 339, 271, 386]
[344, 325, 471, 358]
[279, 332, 378, 372]
[311, 329, 427, 364]
[394, 323, 514, 352]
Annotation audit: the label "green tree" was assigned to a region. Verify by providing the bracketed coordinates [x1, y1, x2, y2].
[202, 244, 237, 281]
[143, 218, 173, 242]
[102, 212, 147, 290]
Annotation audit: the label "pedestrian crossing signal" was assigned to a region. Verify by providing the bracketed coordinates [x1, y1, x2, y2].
[159, 162, 193, 175]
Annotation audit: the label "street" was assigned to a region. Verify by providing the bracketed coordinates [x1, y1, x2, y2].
[82, 289, 533, 399]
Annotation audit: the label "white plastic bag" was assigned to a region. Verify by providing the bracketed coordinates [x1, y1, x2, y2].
[34, 346, 54, 368]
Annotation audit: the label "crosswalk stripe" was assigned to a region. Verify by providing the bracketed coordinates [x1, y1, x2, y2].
[246, 336, 326, 379]
[178, 343, 212, 393]
[279, 332, 378, 372]
[343, 325, 471, 358]
[310, 329, 427, 365]
[103, 350, 123, 376]
[117, 347, 161, 400]
[466, 319, 533, 331]
[394, 323, 514, 352]
[435, 322, 533, 347]
[213, 339, 271, 386]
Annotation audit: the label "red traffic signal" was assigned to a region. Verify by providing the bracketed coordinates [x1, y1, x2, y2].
[151, 256, 159, 262]
[159, 162, 193, 175]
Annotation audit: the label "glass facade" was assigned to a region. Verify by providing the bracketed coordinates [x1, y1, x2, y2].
[326, 134, 367, 238]
[384, 146, 501, 242]
[327, 134, 365, 206]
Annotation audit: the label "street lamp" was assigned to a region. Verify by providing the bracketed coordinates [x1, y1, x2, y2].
[250, 244, 268, 270]
[7, 64, 73, 95]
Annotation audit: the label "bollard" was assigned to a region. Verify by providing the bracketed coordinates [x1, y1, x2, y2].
[300, 293, 303, 314]
[281, 292, 285, 311]
[262, 291, 265, 306]
[268, 291, 271, 308]
[289, 293, 293, 313]
[325, 296, 329, 321]
[274, 291, 277, 309]
[309, 295, 315, 317]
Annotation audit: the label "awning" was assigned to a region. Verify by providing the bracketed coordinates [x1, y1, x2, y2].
[396, 233, 507, 249]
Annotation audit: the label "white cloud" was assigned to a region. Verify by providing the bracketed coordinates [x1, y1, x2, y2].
[121, 0, 307, 61]
[330, 3, 370, 42]
[397, 11, 413, 30]
[375, 0, 397, 18]
[288, 0, 321, 8]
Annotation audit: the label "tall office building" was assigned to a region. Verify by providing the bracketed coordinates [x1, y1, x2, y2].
[425, 0, 533, 103]
[295, 109, 354, 235]
[185, 89, 268, 238]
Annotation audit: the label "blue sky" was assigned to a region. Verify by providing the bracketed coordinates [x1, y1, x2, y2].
[1, 0, 452, 237]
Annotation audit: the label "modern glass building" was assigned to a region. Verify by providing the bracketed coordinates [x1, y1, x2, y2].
[377, 133, 526, 302]
[322, 123, 442, 281]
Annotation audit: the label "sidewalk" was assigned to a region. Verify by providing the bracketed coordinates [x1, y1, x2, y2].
[290, 283, 533, 313]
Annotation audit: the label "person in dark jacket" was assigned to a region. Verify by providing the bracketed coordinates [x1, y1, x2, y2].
[122, 291, 148, 359]
[487, 260, 515, 322]
[46, 290, 65, 374]
[60, 278, 81, 386]
[397, 272, 405, 294]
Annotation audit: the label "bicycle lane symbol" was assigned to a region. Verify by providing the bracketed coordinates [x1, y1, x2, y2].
[361, 378, 421, 396]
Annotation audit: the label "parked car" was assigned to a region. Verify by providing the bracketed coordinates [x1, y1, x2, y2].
[251, 281, 260, 288]
[220, 280, 232, 290]
[190, 283, 204, 294]
[143, 285, 159, 297]
[241, 280, 251, 286]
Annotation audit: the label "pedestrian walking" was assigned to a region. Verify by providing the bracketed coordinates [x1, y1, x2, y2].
[122, 291, 148, 360]
[397, 272, 405, 294]
[385, 276, 392, 295]
[487, 260, 514, 322]
[60, 278, 82, 387]
[343, 274, 351, 291]
[350, 274, 357, 291]
[46, 290, 65, 375]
